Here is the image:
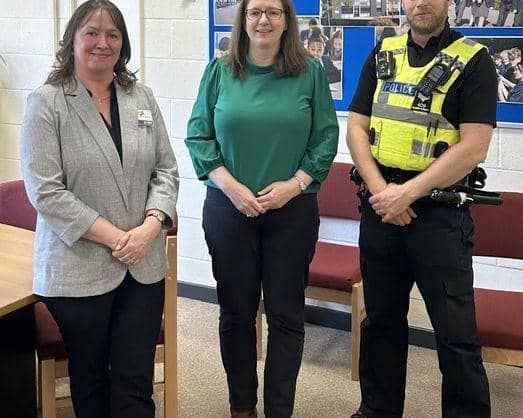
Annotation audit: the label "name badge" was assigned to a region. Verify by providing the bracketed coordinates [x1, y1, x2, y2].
[137, 109, 153, 127]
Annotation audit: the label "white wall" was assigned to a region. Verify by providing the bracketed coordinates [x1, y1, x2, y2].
[1, 0, 522, 330]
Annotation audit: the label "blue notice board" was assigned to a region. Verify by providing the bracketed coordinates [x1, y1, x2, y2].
[209, 0, 523, 125]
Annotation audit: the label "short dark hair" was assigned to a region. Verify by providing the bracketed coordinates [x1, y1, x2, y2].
[308, 18, 318, 26]
[307, 35, 325, 47]
[46, 0, 136, 90]
[218, 36, 231, 52]
[227, 0, 309, 79]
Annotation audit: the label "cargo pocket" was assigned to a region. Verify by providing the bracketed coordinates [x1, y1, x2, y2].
[440, 211, 478, 344]
[442, 268, 478, 344]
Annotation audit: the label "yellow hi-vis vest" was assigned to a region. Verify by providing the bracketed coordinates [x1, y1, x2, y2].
[369, 35, 484, 171]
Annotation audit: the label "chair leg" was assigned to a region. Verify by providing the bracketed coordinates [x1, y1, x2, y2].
[351, 282, 365, 381]
[40, 358, 56, 418]
[164, 235, 178, 418]
[256, 301, 263, 360]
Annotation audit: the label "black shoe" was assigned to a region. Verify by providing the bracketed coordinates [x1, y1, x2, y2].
[350, 412, 367, 418]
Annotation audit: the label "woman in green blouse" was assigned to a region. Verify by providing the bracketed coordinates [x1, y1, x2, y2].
[186, 1, 338, 417]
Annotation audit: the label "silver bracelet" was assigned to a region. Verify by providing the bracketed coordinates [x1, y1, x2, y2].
[293, 175, 307, 191]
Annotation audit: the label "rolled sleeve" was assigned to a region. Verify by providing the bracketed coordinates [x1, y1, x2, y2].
[20, 88, 100, 247]
[185, 58, 225, 180]
[299, 61, 339, 184]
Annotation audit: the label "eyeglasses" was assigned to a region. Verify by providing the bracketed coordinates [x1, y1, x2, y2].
[245, 8, 284, 21]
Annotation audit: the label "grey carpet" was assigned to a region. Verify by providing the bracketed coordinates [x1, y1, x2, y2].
[55, 297, 522, 417]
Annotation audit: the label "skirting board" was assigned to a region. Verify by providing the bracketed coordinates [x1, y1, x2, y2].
[178, 281, 437, 350]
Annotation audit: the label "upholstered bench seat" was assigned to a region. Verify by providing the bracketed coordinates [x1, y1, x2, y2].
[470, 192, 523, 367]
[309, 242, 361, 292]
[474, 288, 523, 350]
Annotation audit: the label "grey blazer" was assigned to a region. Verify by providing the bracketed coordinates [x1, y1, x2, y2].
[20, 79, 179, 297]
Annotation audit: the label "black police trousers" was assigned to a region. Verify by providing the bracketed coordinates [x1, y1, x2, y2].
[202, 187, 319, 418]
[357, 198, 491, 418]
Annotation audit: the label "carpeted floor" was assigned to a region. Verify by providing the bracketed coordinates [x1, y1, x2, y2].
[55, 297, 522, 417]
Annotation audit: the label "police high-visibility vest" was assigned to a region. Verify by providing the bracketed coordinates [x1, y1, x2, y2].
[369, 35, 484, 171]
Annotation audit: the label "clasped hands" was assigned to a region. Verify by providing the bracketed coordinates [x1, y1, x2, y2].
[227, 178, 301, 218]
[369, 182, 418, 226]
[111, 218, 160, 265]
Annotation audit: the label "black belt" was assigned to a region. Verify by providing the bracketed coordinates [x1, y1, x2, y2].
[377, 162, 420, 184]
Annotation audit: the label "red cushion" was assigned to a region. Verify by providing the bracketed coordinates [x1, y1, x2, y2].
[474, 288, 523, 350]
[308, 241, 361, 292]
[0, 180, 37, 231]
[34, 302, 68, 360]
[471, 192, 523, 259]
[35, 302, 165, 360]
[318, 163, 361, 220]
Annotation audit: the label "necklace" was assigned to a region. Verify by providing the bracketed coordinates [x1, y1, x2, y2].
[92, 94, 111, 104]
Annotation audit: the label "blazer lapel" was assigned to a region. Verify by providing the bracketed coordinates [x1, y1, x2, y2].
[65, 79, 129, 208]
[116, 83, 140, 185]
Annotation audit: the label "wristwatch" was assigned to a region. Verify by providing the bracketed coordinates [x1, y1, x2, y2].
[294, 175, 307, 191]
[146, 211, 164, 224]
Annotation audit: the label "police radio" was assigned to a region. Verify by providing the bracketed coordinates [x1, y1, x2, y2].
[416, 55, 459, 96]
[377, 50, 396, 79]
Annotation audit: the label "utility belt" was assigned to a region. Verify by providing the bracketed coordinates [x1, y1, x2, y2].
[351, 161, 482, 188]
[349, 163, 502, 208]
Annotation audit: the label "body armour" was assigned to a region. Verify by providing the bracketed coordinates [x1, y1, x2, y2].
[369, 35, 484, 171]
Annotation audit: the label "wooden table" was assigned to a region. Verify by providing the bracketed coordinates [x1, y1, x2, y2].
[0, 223, 38, 314]
[0, 223, 38, 418]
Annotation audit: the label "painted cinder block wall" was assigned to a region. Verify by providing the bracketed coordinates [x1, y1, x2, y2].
[1, 0, 522, 329]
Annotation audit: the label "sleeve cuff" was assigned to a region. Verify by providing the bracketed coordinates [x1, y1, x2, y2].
[59, 206, 99, 247]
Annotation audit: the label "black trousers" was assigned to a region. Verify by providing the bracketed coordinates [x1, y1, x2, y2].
[43, 272, 165, 418]
[203, 187, 319, 418]
[357, 198, 490, 418]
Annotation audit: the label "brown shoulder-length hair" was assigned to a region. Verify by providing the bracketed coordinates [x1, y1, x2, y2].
[46, 0, 136, 90]
[227, 0, 309, 79]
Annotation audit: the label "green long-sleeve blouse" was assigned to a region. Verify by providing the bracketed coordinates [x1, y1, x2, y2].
[185, 57, 339, 194]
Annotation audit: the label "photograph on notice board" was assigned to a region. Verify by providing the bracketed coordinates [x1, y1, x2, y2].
[471, 37, 523, 103]
[450, 0, 523, 27]
[214, 32, 232, 58]
[298, 17, 328, 46]
[298, 18, 343, 98]
[375, 19, 409, 43]
[321, 0, 400, 27]
[214, 0, 241, 26]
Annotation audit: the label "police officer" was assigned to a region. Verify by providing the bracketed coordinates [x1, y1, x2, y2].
[346, 0, 497, 416]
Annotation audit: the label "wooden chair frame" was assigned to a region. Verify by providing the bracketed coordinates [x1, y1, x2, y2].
[481, 346, 523, 367]
[255, 281, 365, 381]
[38, 235, 178, 418]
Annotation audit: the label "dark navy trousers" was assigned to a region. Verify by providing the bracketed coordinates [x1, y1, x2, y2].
[203, 187, 319, 418]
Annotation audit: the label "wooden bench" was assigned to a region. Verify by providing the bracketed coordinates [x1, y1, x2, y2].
[256, 162, 365, 381]
[471, 192, 523, 367]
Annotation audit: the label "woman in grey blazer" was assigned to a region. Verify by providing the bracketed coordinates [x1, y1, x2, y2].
[20, 1, 178, 417]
